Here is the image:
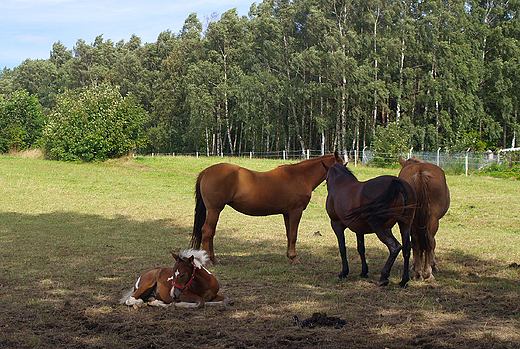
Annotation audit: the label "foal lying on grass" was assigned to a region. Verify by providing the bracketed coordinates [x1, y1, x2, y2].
[120, 249, 230, 308]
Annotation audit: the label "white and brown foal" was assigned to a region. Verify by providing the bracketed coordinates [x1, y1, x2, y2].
[121, 249, 229, 308]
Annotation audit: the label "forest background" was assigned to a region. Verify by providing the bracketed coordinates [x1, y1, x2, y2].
[0, 0, 519, 160]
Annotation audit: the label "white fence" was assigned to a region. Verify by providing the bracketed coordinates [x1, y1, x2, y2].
[142, 147, 519, 175]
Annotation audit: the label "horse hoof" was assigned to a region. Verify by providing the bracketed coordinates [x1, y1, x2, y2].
[424, 274, 435, 282]
[290, 258, 302, 266]
[378, 280, 389, 287]
[399, 280, 409, 288]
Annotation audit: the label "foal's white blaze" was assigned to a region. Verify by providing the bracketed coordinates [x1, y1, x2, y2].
[167, 276, 174, 281]
[174, 270, 179, 277]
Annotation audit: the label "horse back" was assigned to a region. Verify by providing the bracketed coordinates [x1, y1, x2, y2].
[398, 162, 450, 219]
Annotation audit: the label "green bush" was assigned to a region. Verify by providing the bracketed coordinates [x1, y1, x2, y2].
[0, 90, 43, 153]
[371, 122, 409, 167]
[43, 84, 148, 162]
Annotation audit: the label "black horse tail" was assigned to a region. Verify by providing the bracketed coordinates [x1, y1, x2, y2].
[345, 179, 415, 225]
[191, 171, 206, 249]
[412, 173, 431, 252]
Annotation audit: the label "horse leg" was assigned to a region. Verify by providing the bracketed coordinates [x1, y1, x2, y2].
[283, 210, 303, 265]
[125, 270, 160, 307]
[201, 208, 222, 266]
[356, 233, 369, 278]
[398, 221, 412, 288]
[411, 230, 423, 280]
[374, 228, 402, 286]
[331, 220, 349, 279]
[423, 220, 439, 281]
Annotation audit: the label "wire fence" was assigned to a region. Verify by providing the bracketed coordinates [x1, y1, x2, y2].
[141, 147, 520, 175]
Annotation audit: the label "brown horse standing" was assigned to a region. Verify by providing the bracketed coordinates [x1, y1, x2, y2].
[120, 249, 228, 308]
[398, 156, 450, 281]
[191, 153, 344, 266]
[325, 164, 416, 287]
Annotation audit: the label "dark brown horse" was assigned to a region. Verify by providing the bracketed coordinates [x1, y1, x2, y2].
[191, 153, 344, 266]
[398, 156, 450, 281]
[120, 249, 229, 308]
[325, 164, 416, 287]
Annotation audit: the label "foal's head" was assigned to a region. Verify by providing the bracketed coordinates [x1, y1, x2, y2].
[170, 253, 196, 300]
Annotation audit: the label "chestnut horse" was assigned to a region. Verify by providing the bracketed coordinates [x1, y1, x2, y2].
[191, 153, 344, 266]
[398, 156, 450, 281]
[120, 249, 229, 308]
[325, 164, 416, 287]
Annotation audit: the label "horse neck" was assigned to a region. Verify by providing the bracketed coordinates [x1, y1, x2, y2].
[295, 155, 332, 189]
[192, 266, 213, 289]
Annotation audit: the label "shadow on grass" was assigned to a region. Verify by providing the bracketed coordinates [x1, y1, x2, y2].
[0, 211, 519, 349]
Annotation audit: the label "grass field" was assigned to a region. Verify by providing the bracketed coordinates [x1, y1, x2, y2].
[0, 155, 519, 348]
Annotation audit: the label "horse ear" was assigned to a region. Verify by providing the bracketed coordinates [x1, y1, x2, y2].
[171, 252, 178, 260]
[321, 161, 329, 172]
[398, 156, 405, 166]
[189, 256, 195, 263]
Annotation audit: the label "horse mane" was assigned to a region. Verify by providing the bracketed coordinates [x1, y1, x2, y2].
[278, 153, 333, 169]
[178, 249, 209, 268]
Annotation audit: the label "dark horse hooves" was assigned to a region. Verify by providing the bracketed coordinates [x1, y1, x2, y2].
[378, 279, 390, 287]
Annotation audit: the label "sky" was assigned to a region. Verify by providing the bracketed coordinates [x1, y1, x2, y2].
[0, 0, 255, 69]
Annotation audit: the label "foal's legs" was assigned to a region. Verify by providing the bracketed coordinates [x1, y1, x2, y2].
[283, 209, 303, 265]
[201, 207, 223, 266]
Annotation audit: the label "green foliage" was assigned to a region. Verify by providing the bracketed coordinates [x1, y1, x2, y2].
[371, 122, 409, 166]
[0, 90, 43, 152]
[479, 163, 520, 180]
[43, 84, 148, 162]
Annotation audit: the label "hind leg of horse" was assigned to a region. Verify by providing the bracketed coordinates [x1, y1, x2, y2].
[429, 220, 440, 274]
[374, 228, 402, 286]
[356, 233, 369, 278]
[411, 231, 423, 280]
[423, 220, 439, 281]
[398, 221, 412, 288]
[331, 220, 349, 279]
[283, 210, 303, 265]
[201, 208, 222, 266]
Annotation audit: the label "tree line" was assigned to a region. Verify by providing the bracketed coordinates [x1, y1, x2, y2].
[1, 0, 519, 160]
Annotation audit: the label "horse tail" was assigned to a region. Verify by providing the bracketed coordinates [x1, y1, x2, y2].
[345, 179, 415, 225]
[412, 173, 431, 253]
[119, 288, 135, 304]
[191, 171, 206, 249]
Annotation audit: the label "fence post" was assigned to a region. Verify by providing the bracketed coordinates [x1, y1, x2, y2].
[465, 148, 470, 176]
[354, 149, 357, 167]
[250, 152, 253, 159]
[283, 150, 286, 161]
[408, 147, 413, 159]
[436, 147, 440, 166]
[306, 149, 310, 159]
[196, 152, 199, 158]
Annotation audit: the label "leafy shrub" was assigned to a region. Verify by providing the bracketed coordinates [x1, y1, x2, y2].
[371, 122, 410, 167]
[43, 84, 148, 162]
[0, 90, 43, 153]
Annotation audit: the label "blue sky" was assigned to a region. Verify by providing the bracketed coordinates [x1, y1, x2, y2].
[0, 0, 254, 69]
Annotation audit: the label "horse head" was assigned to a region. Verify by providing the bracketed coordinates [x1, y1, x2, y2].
[170, 253, 196, 300]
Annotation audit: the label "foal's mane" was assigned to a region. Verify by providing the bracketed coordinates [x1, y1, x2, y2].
[178, 249, 209, 268]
